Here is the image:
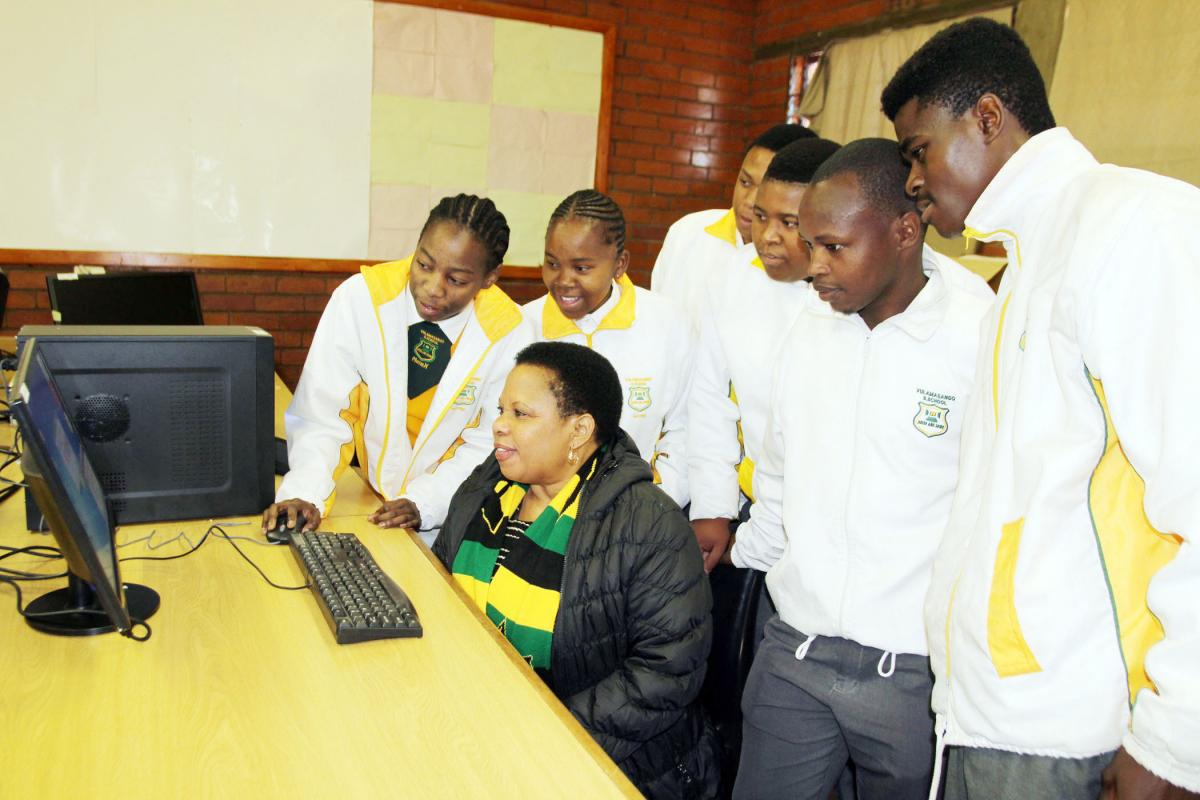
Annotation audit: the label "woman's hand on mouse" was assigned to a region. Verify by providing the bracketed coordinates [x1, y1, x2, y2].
[262, 499, 321, 533]
[369, 498, 421, 531]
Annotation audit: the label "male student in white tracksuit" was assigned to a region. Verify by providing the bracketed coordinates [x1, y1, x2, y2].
[730, 139, 993, 800]
[884, 19, 1200, 799]
[268, 195, 531, 545]
[688, 137, 840, 572]
[651, 123, 815, 333]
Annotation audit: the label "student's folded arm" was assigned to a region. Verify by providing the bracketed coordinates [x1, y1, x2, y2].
[729, 369, 788, 573]
[277, 280, 369, 512]
[563, 508, 711, 758]
[1079, 213, 1200, 793]
[686, 285, 742, 521]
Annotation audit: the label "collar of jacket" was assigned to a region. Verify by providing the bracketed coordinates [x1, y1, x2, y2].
[962, 127, 1098, 263]
[703, 207, 739, 246]
[804, 244, 952, 341]
[541, 274, 637, 339]
[358, 256, 523, 343]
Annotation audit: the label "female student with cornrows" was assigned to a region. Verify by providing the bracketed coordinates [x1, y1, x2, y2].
[434, 341, 720, 798]
[264, 194, 531, 543]
[521, 190, 691, 507]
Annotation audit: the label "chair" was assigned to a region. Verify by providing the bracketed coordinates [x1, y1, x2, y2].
[701, 563, 766, 798]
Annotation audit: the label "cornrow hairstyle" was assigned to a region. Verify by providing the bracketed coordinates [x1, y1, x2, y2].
[881, 17, 1055, 135]
[515, 341, 623, 447]
[762, 138, 842, 185]
[547, 189, 627, 254]
[810, 138, 917, 220]
[419, 193, 511, 272]
[745, 122, 817, 156]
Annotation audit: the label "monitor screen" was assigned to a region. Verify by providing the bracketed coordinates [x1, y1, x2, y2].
[47, 271, 203, 325]
[13, 339, 132, 633]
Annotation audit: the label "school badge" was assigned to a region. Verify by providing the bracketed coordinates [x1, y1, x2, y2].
[453, 382, 477, 408]
[913, 401, 949, 438]
[626, 382, 652, 413]
[413, 333, 440, 366]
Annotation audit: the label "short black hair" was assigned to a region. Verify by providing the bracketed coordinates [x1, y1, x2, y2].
[810, 138, 916, 219]
[514, 341, 623, 447]
[763, 137, 841, 185]
[420, 193, 510, 272]
[881, 17, 1055, 135]
[548, 189, 626, 253]
[746, 123, 817, 156]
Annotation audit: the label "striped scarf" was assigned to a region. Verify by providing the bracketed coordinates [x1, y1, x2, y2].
[451, 453, 599, 675]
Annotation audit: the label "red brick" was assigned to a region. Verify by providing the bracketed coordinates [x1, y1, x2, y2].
[276, 275, 327, 294]
[255, 294, 306, 312]
[652, 177, 688, 195]
[616, 109, 658, 129]
[630, 126, 672, 145]
[634, 158, 673, 177]
[613, 173, 654, 192]
[7, 270, 52, 290]
[653, 145, 693, 165]
[620, 75, 660, 95]
[615, 141, 656, 160]
[227, 275, 276, 294]
[273, 330, 303, 348]
[671, 163, 709, 181]
[4, 309, 53, 327]
[623, 42, 663, 62]
[204, 311, 230, 325]
[196, 274, 226, 292]
[640, 62, 680, 81]
[676, 101, 714, 120]
[672, 133, 709, 150]
[279, 348, 308, 365]
[679, 67, 716, 87]
[275, 313, 322, 331]
[304, 295, 330, 312]
[6, 291, 39, 309]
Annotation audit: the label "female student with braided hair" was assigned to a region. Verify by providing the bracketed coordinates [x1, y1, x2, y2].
[264, 194, 531, 543]
[521, 189, 692, 507]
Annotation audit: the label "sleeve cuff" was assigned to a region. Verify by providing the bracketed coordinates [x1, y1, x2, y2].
[1123, 729, 1200, 794]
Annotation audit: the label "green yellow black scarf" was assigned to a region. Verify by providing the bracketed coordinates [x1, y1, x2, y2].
[451, 452, 599, 676]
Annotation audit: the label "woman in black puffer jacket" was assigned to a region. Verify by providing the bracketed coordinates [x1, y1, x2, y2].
[433, 342, 719, 799]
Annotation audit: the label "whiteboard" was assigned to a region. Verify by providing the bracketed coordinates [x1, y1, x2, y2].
[0, 0, 373, 259]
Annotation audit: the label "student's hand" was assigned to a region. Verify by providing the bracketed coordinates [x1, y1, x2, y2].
[370, 498, 421, 531]
[1100, 748, 1200, 800]
[691, 518, 732, 573]
[262, 499, 321, 533]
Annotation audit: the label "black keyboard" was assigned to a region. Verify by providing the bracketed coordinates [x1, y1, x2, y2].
[289, 531, 422, 644]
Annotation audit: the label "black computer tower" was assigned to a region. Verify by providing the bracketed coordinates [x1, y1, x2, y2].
[17, 326, 275, 528]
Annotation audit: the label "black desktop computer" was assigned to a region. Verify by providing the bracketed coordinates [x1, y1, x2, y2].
[11, 339, 160, 636]
[47, 270, 204, 325]
[17, 325, 275, 528]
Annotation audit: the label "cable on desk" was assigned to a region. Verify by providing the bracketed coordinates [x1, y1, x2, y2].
[120, 524, 310, 592]
[0, 575, 153, 642]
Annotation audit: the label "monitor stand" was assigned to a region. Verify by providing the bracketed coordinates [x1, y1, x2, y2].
[25, 573, 160, 636]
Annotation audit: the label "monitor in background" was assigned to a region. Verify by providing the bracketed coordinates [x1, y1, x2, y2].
[18, 325, 275, 528]
[11, 339, 160, 636]
[47, 271, 203, 325]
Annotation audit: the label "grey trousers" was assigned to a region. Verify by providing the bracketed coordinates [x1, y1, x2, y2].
[943, 746, 1117, 800]
[733, 616, 935, 800]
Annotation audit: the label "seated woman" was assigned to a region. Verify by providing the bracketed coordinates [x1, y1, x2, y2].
[433, 341, 719, 799]
[521, 190, 692, 507]
[264, 194, 529, 544]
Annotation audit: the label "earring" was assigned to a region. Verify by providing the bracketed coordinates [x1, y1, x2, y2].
[567, 448, 578, 465]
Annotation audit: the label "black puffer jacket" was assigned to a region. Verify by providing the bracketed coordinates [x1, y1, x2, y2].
[434, 432, 720, 799]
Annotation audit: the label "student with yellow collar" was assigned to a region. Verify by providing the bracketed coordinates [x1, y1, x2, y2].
[688, 137, 839, 573]
[729, 140, 992, 800]
[264, 194, 530, 545]
[523, 189, 691, 508]
[651, 124, 816, 333]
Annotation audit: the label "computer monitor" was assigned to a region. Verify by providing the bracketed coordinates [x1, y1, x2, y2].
[17, 325, 275, 528]
[47, 271, 203, 325]
[11, 339, 160, 636]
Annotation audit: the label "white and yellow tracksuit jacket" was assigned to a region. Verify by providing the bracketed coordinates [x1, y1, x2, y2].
[650, 207, 742, 334]
[687, 244, 808, 521]
[731, 251, 993, 656]
[927, 128, 1200, 791]
[278, 257, 529, 541]
[522, 275, 691, 507]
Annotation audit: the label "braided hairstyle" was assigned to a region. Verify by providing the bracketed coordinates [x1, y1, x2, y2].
[547, 189, 626, 254]
[419, 194, 510, 272]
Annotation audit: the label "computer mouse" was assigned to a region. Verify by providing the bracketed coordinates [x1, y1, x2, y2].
[266, 517, 301, 545]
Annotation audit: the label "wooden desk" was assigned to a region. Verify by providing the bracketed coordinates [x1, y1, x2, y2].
[0, 482, 640, 797]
